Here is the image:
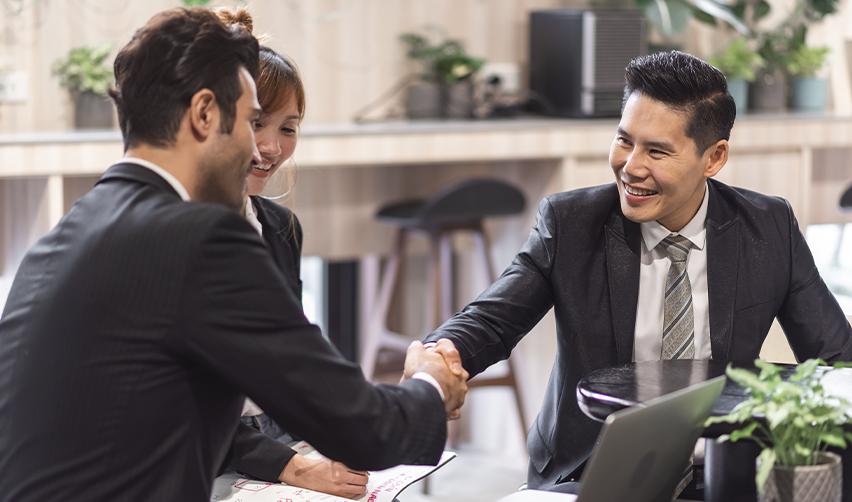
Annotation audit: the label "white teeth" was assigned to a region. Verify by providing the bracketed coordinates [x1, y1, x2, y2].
[253, 165, 272, 172]
[625, 185, 657, 196]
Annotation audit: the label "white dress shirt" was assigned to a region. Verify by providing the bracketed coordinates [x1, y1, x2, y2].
[121, 157, 191, 202]
[633, 184, 711, 362]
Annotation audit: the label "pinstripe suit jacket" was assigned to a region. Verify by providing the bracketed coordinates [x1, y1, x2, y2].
[0, 162, 446, 501]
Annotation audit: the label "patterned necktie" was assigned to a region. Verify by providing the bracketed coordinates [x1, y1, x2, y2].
[660, 234, 695, 359]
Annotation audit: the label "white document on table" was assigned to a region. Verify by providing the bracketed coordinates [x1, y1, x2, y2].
[211, 442, 456, 502]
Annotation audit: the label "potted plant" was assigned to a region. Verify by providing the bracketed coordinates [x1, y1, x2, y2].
[710, 39, 764, 114]
[750, 32, 790, 113]
[52, 44, 114, 129]
[399, 31, 484, 119]
[706, 359, 852, 501]
[786, 45, 830, 112]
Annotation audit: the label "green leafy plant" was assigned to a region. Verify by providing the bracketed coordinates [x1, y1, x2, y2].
[633, 0, 749, 38]
[786, 45, 830, 77]
[52, 44, 113, 97]
[706, 359, 852, 494]
[757, 0, 838, 73]
[182, 0, 211, 5]
[710, 39, 764, 81]
[399, 31, 484, 83]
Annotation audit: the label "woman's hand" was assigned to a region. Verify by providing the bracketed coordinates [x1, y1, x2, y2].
[279, 453, 369, 499]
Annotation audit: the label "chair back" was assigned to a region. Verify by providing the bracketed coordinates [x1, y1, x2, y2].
[420, 178, 525, 224]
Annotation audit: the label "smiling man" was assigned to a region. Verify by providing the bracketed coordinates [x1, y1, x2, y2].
[0, 8, 466, 501]
[423, 51, 852, 490]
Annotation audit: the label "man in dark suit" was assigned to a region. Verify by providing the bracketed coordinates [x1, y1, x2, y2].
[422, 51, 852, 489]
[0, 8, 467, 501]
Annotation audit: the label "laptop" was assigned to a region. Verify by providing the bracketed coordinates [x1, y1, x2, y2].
[498, 376, 726, 502]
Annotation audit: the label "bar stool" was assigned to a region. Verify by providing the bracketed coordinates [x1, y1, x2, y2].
[841, 184, 852, 209]
[361, 177, 528, 438]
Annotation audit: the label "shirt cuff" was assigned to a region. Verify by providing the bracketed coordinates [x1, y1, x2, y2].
[412, 371, 445, 401]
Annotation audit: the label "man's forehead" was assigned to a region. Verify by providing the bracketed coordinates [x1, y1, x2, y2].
[621, 94, 689, 132]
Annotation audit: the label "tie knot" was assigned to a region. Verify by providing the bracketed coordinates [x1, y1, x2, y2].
[660, 234, 692, 262]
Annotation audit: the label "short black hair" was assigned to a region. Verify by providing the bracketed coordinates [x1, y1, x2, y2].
[623, 51, 736, 154]
[109, 8, 259, 150]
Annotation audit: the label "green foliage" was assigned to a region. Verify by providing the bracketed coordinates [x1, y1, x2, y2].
[52, 44, 113, 96]
[182, 0, 211, 6]
[633, 0, 748, 38]
[754, 0, 839, 72]
[786, 45, 830, 77]
[399, 31, 484, 84]
[706, 359, 852, 494]
[710, 39, 764, 81]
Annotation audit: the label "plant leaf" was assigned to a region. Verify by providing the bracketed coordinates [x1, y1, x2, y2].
[754, 0, 771, 21]
[819, 432, 847, 449]
[756, 448, 776, 494]
[686, 0, 750, 34]
[729, 422, 758, 442]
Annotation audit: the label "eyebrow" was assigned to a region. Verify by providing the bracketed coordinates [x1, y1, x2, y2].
[616, 127, 675, 152]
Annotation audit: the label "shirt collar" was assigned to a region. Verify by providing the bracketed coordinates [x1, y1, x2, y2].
[244, 197, 264, 237]
[120, 157, 191, 202]
[640, 182, 709, 252]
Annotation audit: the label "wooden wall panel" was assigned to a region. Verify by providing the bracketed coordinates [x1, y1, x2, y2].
[0, 0, 580, 132]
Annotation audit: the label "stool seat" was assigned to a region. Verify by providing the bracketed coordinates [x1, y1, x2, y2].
[376, 178, 525, 229]
[841, 184, 852, 210]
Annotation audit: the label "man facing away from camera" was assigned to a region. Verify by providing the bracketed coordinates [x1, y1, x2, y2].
[0, 8, 467, 501]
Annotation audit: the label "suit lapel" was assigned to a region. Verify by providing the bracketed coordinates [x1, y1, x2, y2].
[605, 211, 642, 363]
[251, 198, 288, 273]
[706, 179, 740, 361]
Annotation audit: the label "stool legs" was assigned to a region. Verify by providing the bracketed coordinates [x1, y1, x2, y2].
[361, 229, 408, 381]
[361, 223, 528, 442]
[465, 223, 529, 440]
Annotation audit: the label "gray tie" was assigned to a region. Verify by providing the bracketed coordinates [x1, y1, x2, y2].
[660, 234, 695, 359]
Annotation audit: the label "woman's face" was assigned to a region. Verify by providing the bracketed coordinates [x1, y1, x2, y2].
[247, 93, 300, 196]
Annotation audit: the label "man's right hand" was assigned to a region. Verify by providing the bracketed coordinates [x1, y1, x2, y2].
[403, 341, 468, 417]
[279, 453, 369, 499]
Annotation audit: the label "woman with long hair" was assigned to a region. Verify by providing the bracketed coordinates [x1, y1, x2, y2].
[217, 8, 369, 499]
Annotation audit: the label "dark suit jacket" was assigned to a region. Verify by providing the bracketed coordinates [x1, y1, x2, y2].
[226, 197, 305, 482]
[0, 163, 446, 501]
[424, 178, 852, 489]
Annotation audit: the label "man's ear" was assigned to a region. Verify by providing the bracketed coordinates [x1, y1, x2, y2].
[703, 139, 729, 179]
[188, 89, 218, 140]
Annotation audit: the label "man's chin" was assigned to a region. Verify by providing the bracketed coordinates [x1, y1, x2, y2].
[620, 202, 655, 224]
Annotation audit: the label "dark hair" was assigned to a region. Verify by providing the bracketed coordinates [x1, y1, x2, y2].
[623, 51, 736, 154]
[216, 8, 305, 120]
[109, 8, 259, 150]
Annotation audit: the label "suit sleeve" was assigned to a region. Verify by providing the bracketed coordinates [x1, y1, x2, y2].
[776, 200, 852, 361]
[424, 197, 557, 376]
[179, 211, 446, 470]
[225, 423, 296, 482]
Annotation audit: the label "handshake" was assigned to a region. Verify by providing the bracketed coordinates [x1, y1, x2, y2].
[403, 339, 469, 419]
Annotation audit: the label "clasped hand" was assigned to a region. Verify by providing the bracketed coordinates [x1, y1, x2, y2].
[402, 339, 468, 419]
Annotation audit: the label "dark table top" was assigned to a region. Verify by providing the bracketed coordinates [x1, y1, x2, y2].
[576, 360, 801, 437]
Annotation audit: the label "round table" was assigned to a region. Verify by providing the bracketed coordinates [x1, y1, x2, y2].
[574, 360, 806, 502]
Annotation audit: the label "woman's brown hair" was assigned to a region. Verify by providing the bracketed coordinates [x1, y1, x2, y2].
[216, 7, 305, 120]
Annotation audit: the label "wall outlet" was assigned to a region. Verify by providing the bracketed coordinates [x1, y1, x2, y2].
[479, 62, 521, 94]
[0, 71, 28, 103]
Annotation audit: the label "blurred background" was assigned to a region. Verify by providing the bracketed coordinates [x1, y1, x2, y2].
[1, 1, 851, 500]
